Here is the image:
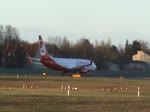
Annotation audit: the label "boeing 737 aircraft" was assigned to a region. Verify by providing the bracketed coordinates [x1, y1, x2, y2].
[27, 35, 97, 75]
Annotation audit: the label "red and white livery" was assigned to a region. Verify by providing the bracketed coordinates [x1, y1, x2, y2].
[28, 35, 97, 75]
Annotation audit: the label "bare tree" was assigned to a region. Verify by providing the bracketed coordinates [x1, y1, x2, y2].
[0, 25, 4, 44]
[138, 40, 149, 50]
[2, 25, 21, 68]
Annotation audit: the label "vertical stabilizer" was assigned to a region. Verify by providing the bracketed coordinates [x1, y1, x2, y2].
[38, 35, 54, 63]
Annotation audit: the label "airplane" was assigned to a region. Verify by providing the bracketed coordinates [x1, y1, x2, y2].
[27, 35, 97, 75]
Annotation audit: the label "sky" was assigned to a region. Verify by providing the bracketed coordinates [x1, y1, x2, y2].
[0, 0, 150, 46]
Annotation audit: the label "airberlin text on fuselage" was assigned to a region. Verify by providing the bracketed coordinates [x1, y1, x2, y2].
[76, 61, 89, 66]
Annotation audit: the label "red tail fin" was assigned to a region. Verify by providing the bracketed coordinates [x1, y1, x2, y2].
[38, 35, 54, 63]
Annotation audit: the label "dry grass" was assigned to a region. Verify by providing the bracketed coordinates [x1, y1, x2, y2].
[0, 75, 149, 112]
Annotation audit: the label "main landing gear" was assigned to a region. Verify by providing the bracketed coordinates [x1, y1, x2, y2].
[60, 71, 72, 76]
[60, 71, 81, 78]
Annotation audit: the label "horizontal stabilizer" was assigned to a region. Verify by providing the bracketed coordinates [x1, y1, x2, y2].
[26, 53, 40, 65]
[26, 53, 33, 64]
[32, 62, 42, 65]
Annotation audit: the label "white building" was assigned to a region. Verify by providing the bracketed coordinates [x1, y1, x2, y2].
[132, 51, 150, 63]
[132, 50, 150, 70]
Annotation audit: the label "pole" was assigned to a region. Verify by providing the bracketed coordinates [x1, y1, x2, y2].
[138, 86, 140, 97]
[67, 85, 70, 96]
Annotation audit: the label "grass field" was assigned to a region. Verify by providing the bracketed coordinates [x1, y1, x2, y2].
[0, 75, 150, 112]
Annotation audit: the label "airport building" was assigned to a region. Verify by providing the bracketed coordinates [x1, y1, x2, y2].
[132, 50, 150, 63]
[132, 50, 150, 70]
[106, 50, 150, 71]
[106, 60, 146, 71]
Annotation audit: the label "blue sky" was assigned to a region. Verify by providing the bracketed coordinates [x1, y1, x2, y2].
[0, 0, 150, 45]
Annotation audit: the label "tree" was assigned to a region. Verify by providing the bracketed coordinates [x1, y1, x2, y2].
[74, 37, 94, 59]
[93, 38, 112, 70]
[0, 25, 4, 67]
[139, 40, 149, 50]
[15, 44, 25, 68]
[110, 45, 119, 60]
[131, 40, 142, 55]
[3, 25, 20, 68]
[0, 25, 4, 44]
[124, 39, 132, 59]
[60, 36, 71, 57]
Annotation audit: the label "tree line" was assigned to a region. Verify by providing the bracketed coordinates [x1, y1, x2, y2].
[0, 25, 149, 69]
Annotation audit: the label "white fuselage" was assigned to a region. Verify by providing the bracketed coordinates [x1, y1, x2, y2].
[53, 57, 97, 71]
